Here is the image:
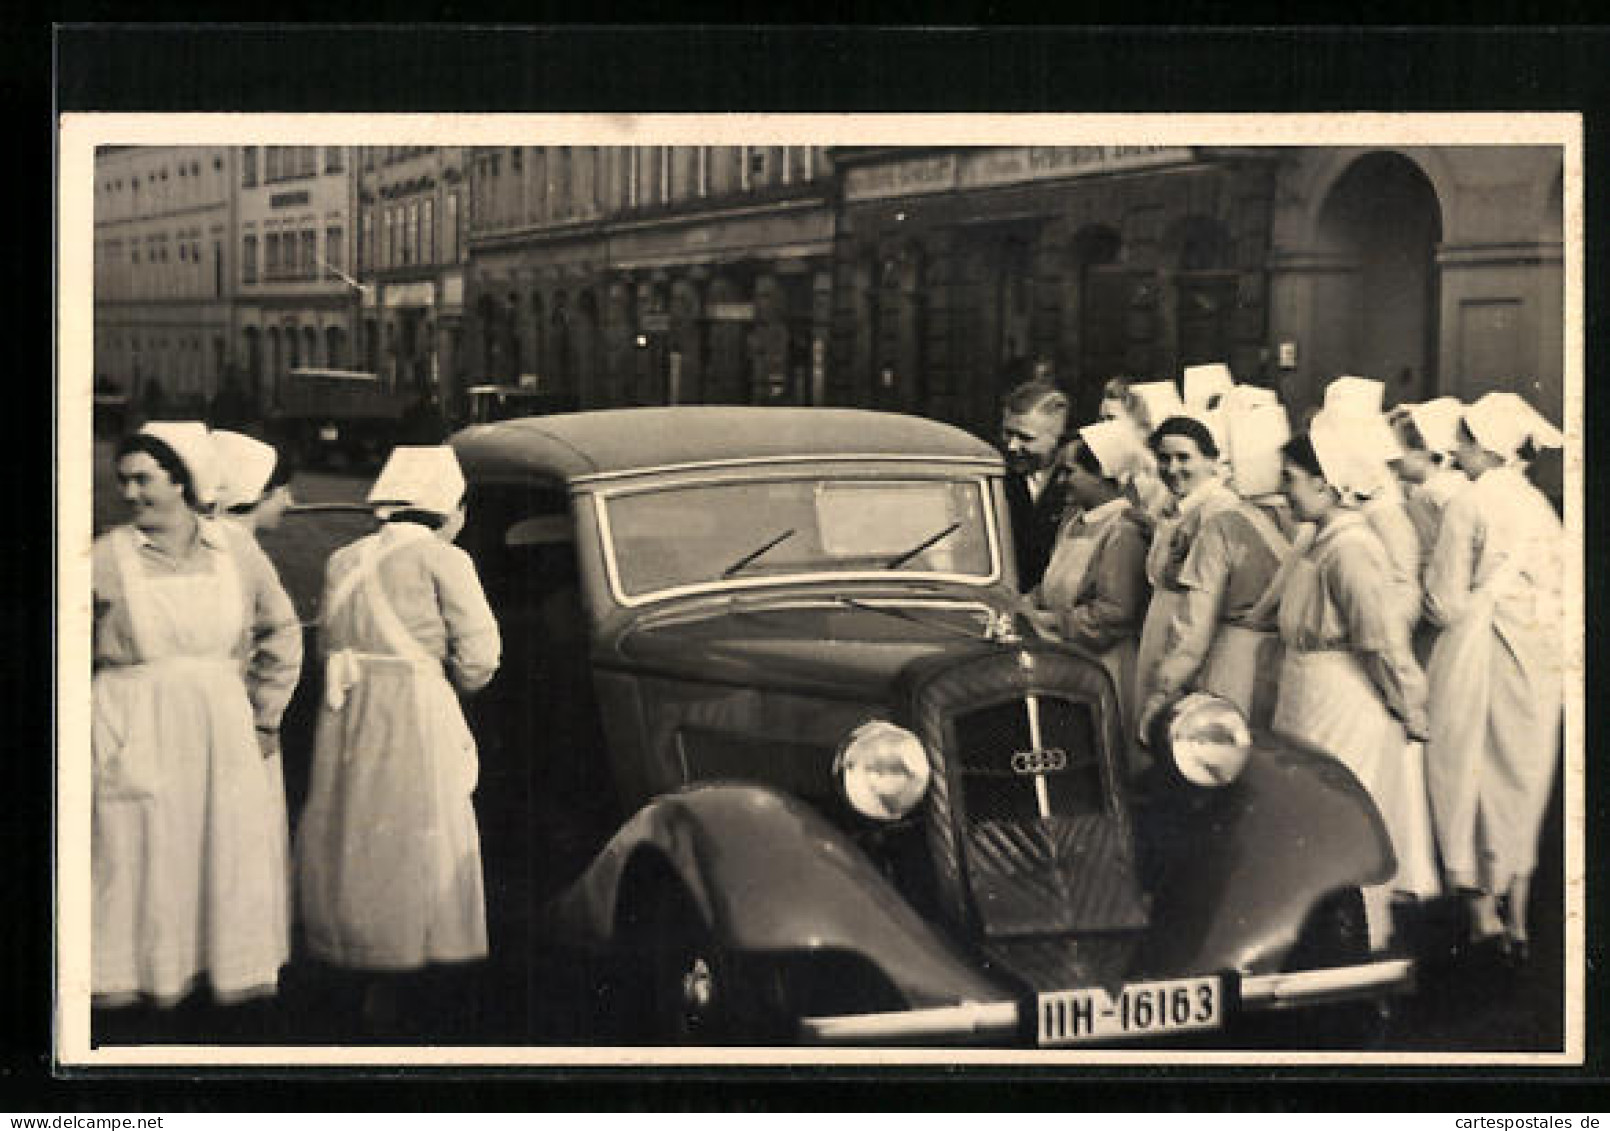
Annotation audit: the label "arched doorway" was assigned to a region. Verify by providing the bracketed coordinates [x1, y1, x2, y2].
[1314, 152, 1443, 406]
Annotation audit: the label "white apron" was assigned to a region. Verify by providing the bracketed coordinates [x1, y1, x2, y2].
[1133, 512, 1187, 738]
[93, 526, 289, 1005]
[1038, 515, 1140, 741]
[1193, 503, 1291, 731]
[1425, 553, 1561, 890]
[1272, 539, 1441, 952]
[296, 535, 488, 970]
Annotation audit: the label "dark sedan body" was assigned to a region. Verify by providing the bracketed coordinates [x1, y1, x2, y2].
[451, 407, 1413, 1046]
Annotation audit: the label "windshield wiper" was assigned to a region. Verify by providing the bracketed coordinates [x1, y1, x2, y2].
[832, 595, 1001, 643]
[720, 528, 797, 578]
[884, 522, 961, 569]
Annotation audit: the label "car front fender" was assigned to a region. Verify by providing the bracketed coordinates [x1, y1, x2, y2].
[1138, 738, 1396, 979]
[540, 782, 1006, 1009]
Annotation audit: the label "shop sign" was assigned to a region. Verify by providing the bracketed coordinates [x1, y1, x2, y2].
[383, 281, 437, 308]
[641, 312, 671, 333]
[708, 301, 755, 322]
[844, 154, 958, 202]
[270, 190, 310, 209]
[845, 146, 1194, 202]
[441, 272, 463, 308]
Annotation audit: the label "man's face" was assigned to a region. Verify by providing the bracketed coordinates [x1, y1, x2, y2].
[1000, 406, 1066, 476]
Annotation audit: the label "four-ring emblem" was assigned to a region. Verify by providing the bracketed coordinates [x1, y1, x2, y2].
[1011, 748, 1068, 775]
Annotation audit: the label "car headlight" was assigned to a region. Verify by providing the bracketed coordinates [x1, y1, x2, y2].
[1156, 692, 1252, 788]
[833, 720, 932, 821]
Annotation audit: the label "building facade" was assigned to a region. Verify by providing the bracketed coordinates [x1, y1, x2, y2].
[463, 146, 836, 417]
[829, 145, 1284, 437]
[92, 146, 237, 412]
[1267, 145, 1565, 428]
[233, 145, 360, 412]
[460, 143, 1564, 455]
[354, 145, 471, 407]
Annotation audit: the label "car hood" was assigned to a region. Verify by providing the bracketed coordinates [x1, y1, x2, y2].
[602, 593, 1011, 700]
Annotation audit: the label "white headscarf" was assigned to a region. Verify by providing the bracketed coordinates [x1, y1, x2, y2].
[1078, 420, 1150, 483]
[1395, 396, 1464, 456]
[138, 421, 221, 508]
[1309, 411, 1390, 506]
[1130, 380, 1186, 434]
[1319, 375, 1405, 466]
[1183, 362, 1235, 411]
[210, 430, 280, 510]
[1225, 402, 1292, 499]
[1323, 375, 1385, 418]
[1463, 391, 1564, 464]
[368, 445, 467, 518]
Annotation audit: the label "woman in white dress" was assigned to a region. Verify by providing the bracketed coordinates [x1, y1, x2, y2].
[1023, 420, 1152, 746]
[1271, 425, 1441, 953]
[1134, 416, 1290, 747]
[1387, 398, 1472, 667]
[211, 431, 302, 958]
[295, 445, 501, 1035]
[1423, 392, 1565, 962]
[92, 422, 301, 1032]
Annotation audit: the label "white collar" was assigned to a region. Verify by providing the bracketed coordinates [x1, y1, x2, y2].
[1176, 476, 1228, 518]
[1078, 497, 1130, 527]
[380, 520, 436, 545]
[132, 514, 226, 553]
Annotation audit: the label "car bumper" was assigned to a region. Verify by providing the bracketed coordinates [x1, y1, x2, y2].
[797, 957, 1415, 1045]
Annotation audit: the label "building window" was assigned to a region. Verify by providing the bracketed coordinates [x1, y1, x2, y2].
[382, 209, 393, 270]
[422, 198, 434, 265]
[242, 147, 257, 187]
[266, 233, 280, 278]
[404, 201, 418, 266]
[444, 192, 459, 263]
[361, 208, 374, 272]
[325, 146, 344, 173]
[302, 229, 317, 279]
[265, 147, 281, 182]
[326, 225, 344, 274]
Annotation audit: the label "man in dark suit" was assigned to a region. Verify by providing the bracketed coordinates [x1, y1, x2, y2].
[999, 379, 1077, 591]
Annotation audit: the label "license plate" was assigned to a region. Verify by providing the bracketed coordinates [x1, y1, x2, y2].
[1037, 975, 1221, 1045]
[319, 425, 340, 442]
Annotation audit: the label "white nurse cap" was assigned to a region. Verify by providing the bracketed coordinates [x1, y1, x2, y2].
[1225, 402, 1292, 499]
[1464, 391, 1564, 461]
[368, 445, 466, 517]
[1309, 410, 1392, 504]
[210, 430, 279, 510]
[137, 420, 221, 507]
[1129, 380, 1186, 433]
[1183, 362, 1235, 411]
[1078, 420, 1150, 483]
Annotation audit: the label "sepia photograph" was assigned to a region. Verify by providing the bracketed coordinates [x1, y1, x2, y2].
[54, 111, 1583, 1071]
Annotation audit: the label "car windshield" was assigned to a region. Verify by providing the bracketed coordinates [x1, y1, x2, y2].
[601, 473, 998, 601]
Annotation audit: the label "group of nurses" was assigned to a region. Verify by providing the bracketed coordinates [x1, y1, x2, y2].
[1022, 367, 1566, 962]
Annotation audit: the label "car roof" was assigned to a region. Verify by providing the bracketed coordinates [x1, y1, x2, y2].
[452, 406, 1003, 483]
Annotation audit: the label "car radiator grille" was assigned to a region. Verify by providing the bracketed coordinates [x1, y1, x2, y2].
[907, 646, 1150, 948]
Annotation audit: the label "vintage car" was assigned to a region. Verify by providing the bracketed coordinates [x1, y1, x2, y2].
[449, 406, 1416, 1047]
